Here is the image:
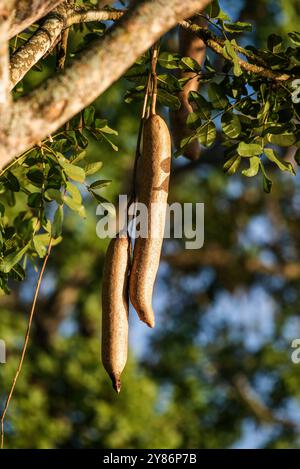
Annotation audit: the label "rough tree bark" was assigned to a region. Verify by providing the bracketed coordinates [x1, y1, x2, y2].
[8, 0, 65, 38]
[0, 1, 15, 132]
[0, 0, 213, 170]
[9, 7, 124, 88]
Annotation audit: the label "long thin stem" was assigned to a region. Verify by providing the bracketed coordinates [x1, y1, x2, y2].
[150, 42, 159, 115]
[0, 239, 53, 449]
[130, 73, 151, 206]
[180, 21, 291, 82]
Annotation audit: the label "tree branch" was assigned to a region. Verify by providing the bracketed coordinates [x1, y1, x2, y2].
[0, 1, 14, 132]
[8, 0, 65, 39]
[233, 374, 299, 430]
[0, 19, 10, 109]
[67, 7, 124, 26]
[9, 5, 293, 96]
[180, 21, 292, 82]
[9, 7, 125, 89]
[0, 0, 213, 170]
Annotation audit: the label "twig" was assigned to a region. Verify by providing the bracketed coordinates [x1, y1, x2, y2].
[0, 239, 53, 449]
[150, 42, 159, 115]
[130, 72, 151, 205]
[180, 21, 291, 82]
[0, 15, 11, 127]
[9, 8, 125, 90]
[233, 374, 300, 430]
[56, 27, 69, 70]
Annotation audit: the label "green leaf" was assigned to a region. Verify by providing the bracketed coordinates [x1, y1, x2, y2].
[223, 40, 242, 77]
[52, 205, 64, 239]
[266, 132, 297, 147]
[221, 112, 241, 139]
[267, 34, 283, 53]
[83, 106, 95, 126]
[157, 74, 182, 93]
[262, 124, 290, 136]
[179, 57, 201, 72]
[0, 244, 29, 273]
[89, 191, 109, 204]
[188, 92, 211, 119]
[28, 192, 42, 208]
[70, 151, 87, 164]
[157, 89, 181, 110]
[158, 52, 180, 69]
[66, 181, 82, 204]
[208, 83, 229, 109]
[288, 32, 300, 46]
[259, 161, 272, 193]
[294, 148, 300, 165]
[264, 148, 295, 175]
[197, 122, 217, 147]
[207, 0, 220, 18]
[186, 112, 202, 130]
[97, 124, 118, 136]
[223, 22, 252, 33]
[44, 189, 63, 204]
[242, 156, 260, 177]
[27, 168, 44, 187]
[204, 56, 216, 73]
[95, 118, 108, 129]
[11, 263, 25, 282]
[223, 154, 242, 175]
[89, 179, 111, 190]
[64, 195, 86, 218]
[33, 235, 47, 258]
[179, 134, 197, 149]
[75, 130, 89, 149]
[59, 157, 86, 183]
[100, 133, 119, 151]
[4, 171, 20, 192]
[237, 142, 262, 157]
[84, 162, 103, 176]
[33, 233, 62, 253]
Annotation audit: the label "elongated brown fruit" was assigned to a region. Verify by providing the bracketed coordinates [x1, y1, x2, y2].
[101, 234, 131, 393]
[129, 114, 171, 328]
[170, 19, 206, 161]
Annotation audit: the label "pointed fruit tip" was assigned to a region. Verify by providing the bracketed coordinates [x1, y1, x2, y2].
[111, 375, 121, 394]
[145, 318, 155, 328]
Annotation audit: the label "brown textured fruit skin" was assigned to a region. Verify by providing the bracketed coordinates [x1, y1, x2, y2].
[170, 21, 206, 161]
[129, 114, 171, 328]
[101, 235, 131, 393]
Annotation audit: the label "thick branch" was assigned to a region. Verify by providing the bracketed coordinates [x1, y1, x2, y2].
[10, 5, 294, 96]
[8, 0, 65, 39]
[180, 21, 292, 82]
[0, 22, 10, 108]
[67, 8, 124, 26]
[10, 2, 70, 88]
[9, 7, 125, 89]
[0, 1, 14, 130]
[1, 0, 213, 170]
